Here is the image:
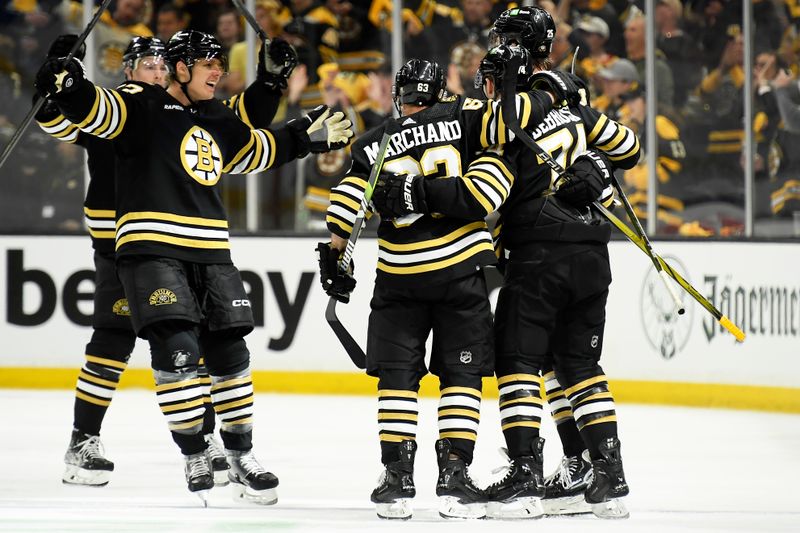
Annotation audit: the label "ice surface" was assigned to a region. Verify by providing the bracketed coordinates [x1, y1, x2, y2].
[1, 389, 798, 532]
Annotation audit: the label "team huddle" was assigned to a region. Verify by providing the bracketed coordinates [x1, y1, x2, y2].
[34, 4, 638, 521]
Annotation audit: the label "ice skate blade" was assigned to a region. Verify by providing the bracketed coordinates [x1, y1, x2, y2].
[194, 489, 211, 507]
[486, 497, 543, 519]
[542, 495, 592, 515]
[438, 496, 486, 519]
[591, 498, 629, 519]
[375, 499, 413, 520]
[213, 468, 231, 487]
[62, 465, 111, 487]
[231, 482, 278, 505]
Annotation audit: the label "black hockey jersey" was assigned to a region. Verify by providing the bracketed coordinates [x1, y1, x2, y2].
[47, 78, 299, 264]
[497, 104, 640, 251]
[37, 83, 281, 255]
[327, 91, 552, 288]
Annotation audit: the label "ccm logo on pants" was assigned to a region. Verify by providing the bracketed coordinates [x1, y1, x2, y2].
[232, 299, 251, 307]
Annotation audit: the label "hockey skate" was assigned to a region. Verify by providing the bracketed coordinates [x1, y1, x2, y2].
[542, 450, 593, 515]
[435, 439, 487, 519]
[370, 440, 417, 520]
[62, 429, 114, 486]
[227, 450, 279, 505]
[204, 434, 230, 487]
[584, 437, 630, 519]
[485, 438, 545, 519]
[184, 451, 214, 506]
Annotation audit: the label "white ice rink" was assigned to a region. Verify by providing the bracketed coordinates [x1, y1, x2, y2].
[1, 389, 798, 532]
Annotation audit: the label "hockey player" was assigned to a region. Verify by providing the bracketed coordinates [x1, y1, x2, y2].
[319, 57, 584, 519]
[35, 29, 353, 504]
[37, 33, 298, 489]
[482, 6, 639, 519]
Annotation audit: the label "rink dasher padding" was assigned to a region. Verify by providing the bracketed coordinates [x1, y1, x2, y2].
[1, 236, 798, 412]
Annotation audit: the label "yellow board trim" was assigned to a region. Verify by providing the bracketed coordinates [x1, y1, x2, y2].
[2, 369, 800, 413]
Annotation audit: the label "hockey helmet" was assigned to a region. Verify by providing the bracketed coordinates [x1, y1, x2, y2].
[392, 58, 445, 113]
[489, 6, 556, 59]
[474, 44, 533, 95]
[164, 30, 227, 73]
[123, 36, 166, 69]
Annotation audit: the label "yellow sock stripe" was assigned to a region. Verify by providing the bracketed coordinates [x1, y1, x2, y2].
[501, 420, 541, 431]
[222, 417, 253, 427]
[75, 391, 111, 407]
[160, 398, 204, 413]
[439, 431, 477, 441]
[438, 408, 480, 419]
[497, 373, 541, 386]
[440, 386, 481, 397]
[379, 434, 415, 443]
[168, 418, 204, 431]
[155, 378, 201, 393]
[214, 396, 254, 413]
[78, 370, 119, 389]
[564, 375, 608, 397]
[377, 412, 418, 421]
[582, 415, 618, 427]
[499, 396, 544, 408]
[378, 389, 418, 398]
[85, 355, 127, 371]
[576, 391, 614, 404]
[552, 410, 575, 421]
[210, 376, 252, 392]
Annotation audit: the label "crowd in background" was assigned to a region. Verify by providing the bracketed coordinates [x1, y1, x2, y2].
[2, 0, 800, 236]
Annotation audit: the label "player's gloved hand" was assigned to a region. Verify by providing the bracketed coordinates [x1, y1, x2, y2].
[46, 34, 86, 61]
[530, 69, 587, 107]
[289, 105, 354, 155]
[35, 57, 85, 98]
[555, 150, 612, 208]
[257, 37, 298, 91]
[316, 242, 356, 303]
[371, 172, 428, 219]
[31, 93, 61, 122]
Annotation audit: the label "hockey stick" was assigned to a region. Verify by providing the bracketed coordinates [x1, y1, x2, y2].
[231, 0, 270, 41]
[325, 131, 393, 368]
[0, 0, 113, 172]
[592, 201, 745, 342]
[498, 58, 745, 342]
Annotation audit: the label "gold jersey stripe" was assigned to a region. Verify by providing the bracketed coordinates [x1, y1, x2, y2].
[329, 191, 361, 213]
[595, 127, 626, 152]
[155, 378, 202, 393]
[223, 131, 256, 173]
[565, 375, 608, 397]
[327, 216, 353, 235]
[587, 113, 609, 144]
[84, 208, 116, 218]
[117, 211, 228, 229]
[459, 173, 495, 213]
[88, 229, 116, 239]
[377, 242, 493, 275]
[108, 90, 127, 139]
[519, 92, 532, 129]
[378, 221, 486, 252]
[116, 233, 231, 250]
[75, 390, 111, 407]
[85, 355, 128, 370]
[76, 86, 102, 129]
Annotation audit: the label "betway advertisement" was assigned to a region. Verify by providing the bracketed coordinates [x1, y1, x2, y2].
[1, 236, 798, 388]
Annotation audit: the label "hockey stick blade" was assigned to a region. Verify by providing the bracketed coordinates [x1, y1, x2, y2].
[325, 131, 393, 368]
[0, 0, 114, 172]
[593, 201, 745, 342]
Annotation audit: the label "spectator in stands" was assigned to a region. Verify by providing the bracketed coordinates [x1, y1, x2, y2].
[655, 0, 702, 108]
[446, 40, 485, 99]
[625, 10, 675, 108]
[771, 63, 800, 132]
[557, 0, 627, 58]
[215, 8, 242, 55]
[327, 0, 387, 73]
[411, 0, 494, 68]
[155, 3, 188, 43]
[574, 14, 617, 90]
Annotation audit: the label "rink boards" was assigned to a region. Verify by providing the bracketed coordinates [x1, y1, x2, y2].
[0, 235, 798, 412]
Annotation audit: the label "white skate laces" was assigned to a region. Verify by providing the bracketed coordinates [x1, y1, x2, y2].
[205, 435, 226, 461]
[186, 453, 211, 479]
[548, 455, 579, 488]
[238, 451, 266, 475]
[73, 434, 106, 462]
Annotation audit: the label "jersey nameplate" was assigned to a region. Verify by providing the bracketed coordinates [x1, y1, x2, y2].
[364, 120, 462, 164]
[528, 108, 582, 140]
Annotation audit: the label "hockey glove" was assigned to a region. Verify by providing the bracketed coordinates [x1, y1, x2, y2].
[257, 38, 298, 91]
[32, 93, 61, 123]
[555, 151, 613, 208]
[530, 69, 587, 107]
[35, 57, 85, 98]
[316, 242, 356, 303]
[289, 105, 354, 155]
[371, 172, 428, 219]
[46, 34, 86, 61]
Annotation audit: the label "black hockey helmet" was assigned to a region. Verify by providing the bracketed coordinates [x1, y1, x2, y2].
[474, 44, 533, 95]
[489, 6, 556, 59]
[392, 58, 445, 113]
[164, 30, 227, 73]
[123, 36, 166, 69]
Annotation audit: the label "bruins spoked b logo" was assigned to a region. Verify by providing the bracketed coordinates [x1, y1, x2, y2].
[180, 126, 222, 185]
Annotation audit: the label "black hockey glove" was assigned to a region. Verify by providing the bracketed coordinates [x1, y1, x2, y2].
[316, 242, 356, 303]
[371, 172, 428, 219]
[257, 37, 298, 91]
[35, 57, 85, 98]
[32, 93, 61, 122]
[46, 34, 86, 61]
[288, 105, 354, 156]
[555, 150, 612, 208]
[530, 69, 586, 107]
